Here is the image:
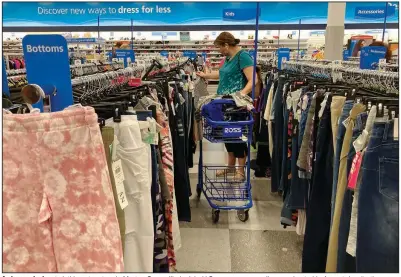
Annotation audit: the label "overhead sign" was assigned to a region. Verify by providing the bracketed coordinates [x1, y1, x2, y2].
[277, 48, 290, 70]
[115, 49, 135, 67]
[23, 34, 72, 112]
[223, 8, 260, 21]
[160, 50, 169, 57]
[2, 2, 399, 27]
[360, 46, 387, 69]
[355, 5, 396, 19]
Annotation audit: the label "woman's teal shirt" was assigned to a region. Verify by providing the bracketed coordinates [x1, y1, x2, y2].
[217, 50, 254, 95]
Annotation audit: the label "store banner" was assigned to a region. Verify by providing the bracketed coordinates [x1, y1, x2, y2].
[3, 59, 10, 96]
[360, 46, 387, 69]
[277, 48, 290, 70]
[3, 2, 398, 27]
[22, 34, 73, 112]
[354, 5, 396, 19]
[115, 49, 135, 67]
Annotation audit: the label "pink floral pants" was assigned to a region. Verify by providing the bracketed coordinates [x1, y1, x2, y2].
[3, 107, 124, 272]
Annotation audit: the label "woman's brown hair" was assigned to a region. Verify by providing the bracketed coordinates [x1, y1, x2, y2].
[214, 32, 240, 47]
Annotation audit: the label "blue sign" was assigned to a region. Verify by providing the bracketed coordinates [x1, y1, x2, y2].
[23, 34, 72, 112]
[2, 59, 10, 97]
[343, 50, 350, 61]
[151, 32, 177, 36]
[223, 8, 259, 21]
[115, 49, 135, 67]
[355, 5, 396, 19]
[310, 31, 325, 36]
[360, 46, 387, 69]
[223, 126, 242, 138]
[183, 51, 196, 59]
[2, 2, 399, 27]
[346, 2, 399, 23]
[277, 48, 290, 70]
[160, 50, 169, 58]
[106, 51, 113, 61]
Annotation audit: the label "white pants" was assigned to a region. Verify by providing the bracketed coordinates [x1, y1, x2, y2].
[107, 117, 154, 272]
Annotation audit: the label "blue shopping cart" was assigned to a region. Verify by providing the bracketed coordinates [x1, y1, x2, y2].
[196, 98, 254, 223]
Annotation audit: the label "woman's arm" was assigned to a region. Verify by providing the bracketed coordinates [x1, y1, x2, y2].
[197, 71, 219, 80]
[239, 66, 255, 96]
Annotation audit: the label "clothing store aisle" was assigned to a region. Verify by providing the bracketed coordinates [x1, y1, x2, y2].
[176, 141, 303, 273]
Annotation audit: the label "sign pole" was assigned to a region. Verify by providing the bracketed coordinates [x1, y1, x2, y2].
[131, 19, 134, 51]
[97, 16, 100, 56]
[2, 58, 10, 96]
[297, 19, 301, 61]
[278, 29, 280, 48]
[382, 2, 388, 42]
[251, 2, 260, 101]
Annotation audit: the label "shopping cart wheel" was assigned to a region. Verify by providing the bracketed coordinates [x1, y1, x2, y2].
[237, 210, 249, 222]
[196, 187, 202, 199]
[212, 209, 220, 223]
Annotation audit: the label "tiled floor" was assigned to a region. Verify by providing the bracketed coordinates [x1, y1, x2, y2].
[176, 140, 303, 273]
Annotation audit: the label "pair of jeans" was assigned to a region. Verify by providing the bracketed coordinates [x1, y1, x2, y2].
[279, 101, 290, 193]
[3, 107, 124, 272]
[302, 95, 332, 273]
[169, 89, 192, 222]
[356, 120, 399, 273]
[270, 77, 286, 192]
[326, 103, 366, 272]
[336, 112, 367, 273]
[331, 100, 354, 222]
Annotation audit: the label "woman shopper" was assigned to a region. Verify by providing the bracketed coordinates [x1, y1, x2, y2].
[196, 31, 256, 181]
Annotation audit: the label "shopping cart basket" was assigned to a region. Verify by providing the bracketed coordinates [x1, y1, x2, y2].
[196, 98, 254, 223]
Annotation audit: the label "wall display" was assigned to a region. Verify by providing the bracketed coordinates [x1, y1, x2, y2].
[2, 2, 398, 28]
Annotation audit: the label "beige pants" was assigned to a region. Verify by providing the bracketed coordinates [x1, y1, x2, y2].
[326, 103, 366, 272]
[330, 96, 346, 154]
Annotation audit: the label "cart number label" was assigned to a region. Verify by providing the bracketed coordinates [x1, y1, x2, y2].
[223, 126, 242, 137]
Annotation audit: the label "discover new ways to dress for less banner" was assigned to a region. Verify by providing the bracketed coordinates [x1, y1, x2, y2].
[2, 2, 399, 27]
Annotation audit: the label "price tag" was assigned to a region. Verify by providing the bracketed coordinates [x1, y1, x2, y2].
[394, 118, 399, 141]
[348, 151, 364, 190]
[342, 116, 351, 128]
[112, 159, 128, 210]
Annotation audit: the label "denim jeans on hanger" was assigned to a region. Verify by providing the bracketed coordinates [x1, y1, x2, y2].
[356, 120, 399, 273]
[270, 77, 286, 192]
[336, 112, 367, 273]
[302, 95, 333, 273]
[169, 86, 191, 222]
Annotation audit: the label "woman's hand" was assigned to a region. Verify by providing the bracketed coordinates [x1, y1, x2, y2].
[196, 71, 207, 78]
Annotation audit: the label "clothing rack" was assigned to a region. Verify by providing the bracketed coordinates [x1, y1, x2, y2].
[283, 60, 399, 84]
[71, 65, 145, 87]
